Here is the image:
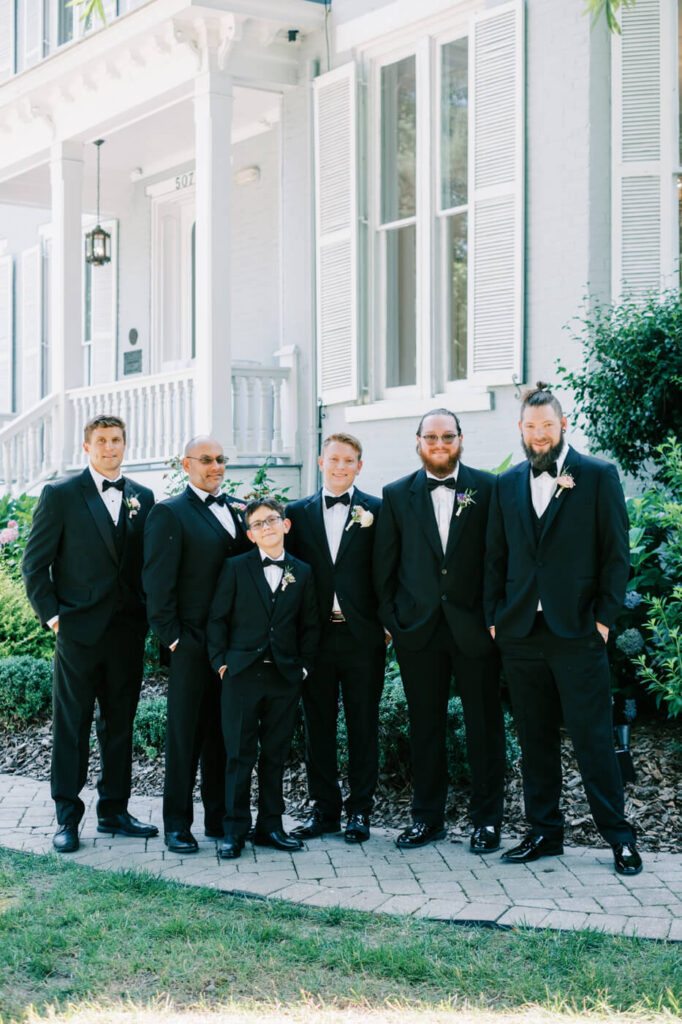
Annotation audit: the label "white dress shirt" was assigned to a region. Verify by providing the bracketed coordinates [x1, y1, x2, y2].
[260, 546, 285, 592]
[529, 441, 568, 610]
[426, 467, 459, 554]
[188, 482, 236, 538]
[89, 464, 124, 523]
[322, 485, 354, 613]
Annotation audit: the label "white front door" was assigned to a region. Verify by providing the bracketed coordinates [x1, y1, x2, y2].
[151, 185, 196, 372]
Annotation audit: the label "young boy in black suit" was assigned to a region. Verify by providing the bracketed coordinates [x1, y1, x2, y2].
[207, 498, 319, 860]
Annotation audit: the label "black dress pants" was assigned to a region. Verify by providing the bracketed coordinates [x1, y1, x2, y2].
[52, 615, 145, 826]
[302, 621, 385, 818]
[163, 641, 226, 833]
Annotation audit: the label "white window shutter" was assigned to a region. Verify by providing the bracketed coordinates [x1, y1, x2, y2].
[469, 0, 524, 385]
[314, 62, 359, 406]
[0, 0, 15, 81]
[88, 219, 118, 385]
[20, 246, 42, 411]
[22, 0, 44, 69]
[612, 0, 667, 298]
[0, 256, 14, 415]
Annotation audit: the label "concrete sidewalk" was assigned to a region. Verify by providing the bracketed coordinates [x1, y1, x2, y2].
[1, 771, 681, 941]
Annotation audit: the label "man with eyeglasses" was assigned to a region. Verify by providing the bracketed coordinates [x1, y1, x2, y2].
[373, 409, 506, 850]
[143, 436, 251, 853]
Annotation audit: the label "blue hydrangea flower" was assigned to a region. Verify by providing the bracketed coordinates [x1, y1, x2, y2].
[624, 591, 643, 610]
[615, 628, 645, 656]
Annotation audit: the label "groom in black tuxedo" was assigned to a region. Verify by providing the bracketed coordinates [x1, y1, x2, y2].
[373, 410, 506, 850]
[286, 433, 384, 844]
[22, 414, 157, 853]
[484, 382, 641, 875]
[143, 436, 251, 853]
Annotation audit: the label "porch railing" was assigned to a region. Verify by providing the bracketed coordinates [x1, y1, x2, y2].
[0, 394, 60, 495]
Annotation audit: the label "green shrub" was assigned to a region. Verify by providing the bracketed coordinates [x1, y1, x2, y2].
[0, 656, 52, 730]
[0, 565, 54, 661]
[636, 585, 682, 718]
[0, 494, 38, 582]
[132, 695, 167, 759]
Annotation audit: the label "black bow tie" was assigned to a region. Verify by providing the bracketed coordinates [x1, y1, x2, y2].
[531, 463, 558, 479]
[102, 478, 125, 492]
[325, 492, 351, 508]
[262, 557, 285, 569]
[205, 493, 228, 507]
[427, 477, 457, 491]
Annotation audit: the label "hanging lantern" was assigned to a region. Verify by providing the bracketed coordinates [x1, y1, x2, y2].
[85, 140, 111, 266]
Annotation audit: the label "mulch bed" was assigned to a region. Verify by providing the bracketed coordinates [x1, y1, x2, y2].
[2, 689, 680, 854]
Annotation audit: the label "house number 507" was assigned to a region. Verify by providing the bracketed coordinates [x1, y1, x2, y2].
[175, 171, 195, 190]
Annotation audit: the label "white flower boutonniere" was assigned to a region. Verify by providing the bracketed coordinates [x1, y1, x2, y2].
[345, 505, 375, 532]
[455, 489, 476, 517]
[555, 471, 575, 499]
[124, 496, 141, 520]
[281, 568, 296, 591]
[230, 499, 247, 512]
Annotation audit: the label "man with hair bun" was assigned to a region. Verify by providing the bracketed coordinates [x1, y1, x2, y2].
[485, 382, 641, 875]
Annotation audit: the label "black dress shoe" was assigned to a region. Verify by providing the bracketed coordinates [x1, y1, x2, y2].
[470, 825, 501, 853]
[395, 822, 446, 849]
[53, 824, 79, 853]
[291, 808, 341, 839]
[613, 841, 643, 875]
[345, 814, 370, 844]
[97, 812, 159, 838]
[220, 835, 245, 859]
[253, 829, 304, 851]
[501, 834, 563, 863]
[164, 829, 199, 853]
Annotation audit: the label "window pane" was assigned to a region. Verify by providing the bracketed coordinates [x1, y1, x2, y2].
[441, 38, 468, 210]
[59, 0, 74, 45]
[385, 224, 416, 387]
[381, 56, 416, 223]
[445, 212, 467, 381]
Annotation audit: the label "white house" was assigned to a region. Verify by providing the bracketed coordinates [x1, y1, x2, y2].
[0, 0, 677, 498]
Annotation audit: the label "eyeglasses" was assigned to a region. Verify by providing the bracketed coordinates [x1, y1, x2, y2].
[185, 455, 227, 465]
[248, 516, 283, 531]
[420, 433, 460, 445]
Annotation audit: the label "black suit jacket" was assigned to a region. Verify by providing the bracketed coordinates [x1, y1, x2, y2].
[484, 446, 630, 638]
[22, 468, 154, 646]
[206, 548, 319, 685]
[142, 486, 251, 653]
[285, 487, 384, 648]
[373, 464, 495, 658]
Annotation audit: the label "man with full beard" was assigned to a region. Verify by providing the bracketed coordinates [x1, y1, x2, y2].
[373, 410, 505, 850]
[484, 383, 641, 875]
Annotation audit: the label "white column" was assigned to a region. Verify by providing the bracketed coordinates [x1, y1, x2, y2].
[193, 69, 235, 454]
[50, 140, 83, 472]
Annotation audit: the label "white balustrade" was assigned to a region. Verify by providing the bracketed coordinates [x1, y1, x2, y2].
[0, 394, 60, 495]
[231, 359, 296, 460]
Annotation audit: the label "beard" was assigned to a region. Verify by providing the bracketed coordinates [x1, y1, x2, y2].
[521, 434, 564, 473]
[419, 448, 462, 477]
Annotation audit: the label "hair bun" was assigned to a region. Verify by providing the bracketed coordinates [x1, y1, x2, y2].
[535, 381, 551, 391]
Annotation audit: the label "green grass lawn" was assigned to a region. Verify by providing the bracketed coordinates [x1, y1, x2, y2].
[1, 848, 680, 1024]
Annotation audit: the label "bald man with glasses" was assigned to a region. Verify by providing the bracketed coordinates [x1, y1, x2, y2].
[143, 436, 251, 853]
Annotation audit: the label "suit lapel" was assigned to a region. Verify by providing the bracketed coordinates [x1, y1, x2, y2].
[185, 486, 233, 543]
[304, 491, 333, 562]
[81, 469, 119, 565]
[247, 548, 276, 617]
[335, 488, 368, 564]
[515, 463, 536, 550]
[410, 470, 445, 562]
[443, 465, 470, 560]
[539, 447, 581, 542]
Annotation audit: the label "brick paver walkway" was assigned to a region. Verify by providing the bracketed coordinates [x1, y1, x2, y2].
[1, 772, 680, 940]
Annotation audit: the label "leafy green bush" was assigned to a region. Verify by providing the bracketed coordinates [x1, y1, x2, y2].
[0, 656, 52, 730]
[132, 695, 167, 759]
[0, 494, 38, 582]
[0, 564, 55, 661]
[636, 586, 682, 717]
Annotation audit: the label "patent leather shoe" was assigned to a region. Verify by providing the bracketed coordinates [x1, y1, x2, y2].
[345, 814, 370, 844]
[220, 834, 245, 859]
[612, 842, 642, 875]
[470, 825, 501, 853]
[395, 822, 446, 848]
[291, 808, 340, 839]
[164, 829, 199, 853]
[253, 829, 304, 851]
[97, 811, 159, 838]
[53, 824, 79, 853]
[501, 833, 563, 863]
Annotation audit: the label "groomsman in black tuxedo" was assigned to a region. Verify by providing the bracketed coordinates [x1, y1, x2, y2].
[143, 436, 250, 853]
[485, 383, 641, 875]
[22, 414, 157, 853]
[207, 498, 319, 859]
[286, 433, 384, 844]
[373, 410, 506, 850]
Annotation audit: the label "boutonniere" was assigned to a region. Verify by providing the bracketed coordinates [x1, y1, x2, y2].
[281, 568, 296, 591]
[345, 505, 374, 532]
[124, 495, 141, 519]
[555, 471, 575, 498]
[455, 489, 476, 517]
[230, 499, 247, 512]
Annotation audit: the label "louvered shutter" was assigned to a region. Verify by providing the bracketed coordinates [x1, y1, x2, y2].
[87, 220, 118, 385]
[314, 62, 359, 405]
[22, 0, 44, 69]
[469, 0, 524, 385]
[20, 246, 42, 411]
[612, 0, 666, 298]
[0, 0, 15, 81]
[0, 256, 14, 415]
